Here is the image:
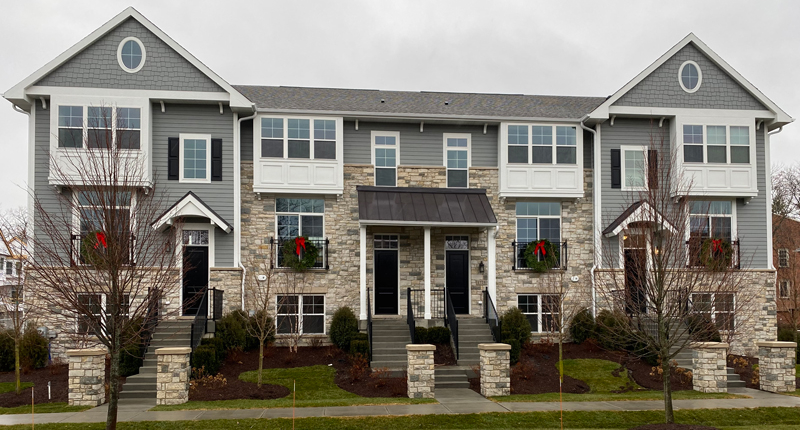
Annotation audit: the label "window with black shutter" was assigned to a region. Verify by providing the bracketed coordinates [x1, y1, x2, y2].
[211, 138, 222, 181]
[610, 148, 621, 189]
[168, 137, 179, 180]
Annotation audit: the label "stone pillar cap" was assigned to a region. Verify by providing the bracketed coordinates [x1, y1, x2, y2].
[478, 343, 511, 351]
[155, 347, 192, 355]
[757, 341, 798, 348]
[691, 342, 729, 349]
[406, 344, 435, 351]
[66, 348, 107, 356]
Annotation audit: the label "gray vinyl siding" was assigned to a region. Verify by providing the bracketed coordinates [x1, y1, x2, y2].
[240, 119, 253, 162]
[599, 118, 672, 268]
[342, 121, 498, 167]
[152, 103, 235, 267]
[583, 129, 594, 168]
[613, 43, 766, 111]
[736, 126, 768, 269]
[35, 18, 223, 92]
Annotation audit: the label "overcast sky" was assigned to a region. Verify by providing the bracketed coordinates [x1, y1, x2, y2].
[1, 0, 798, 210]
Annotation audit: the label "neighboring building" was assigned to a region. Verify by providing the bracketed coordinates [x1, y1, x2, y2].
[0, 232, 26, 328]
[3, 8, 791, 357]
[773, 215, 800, 326]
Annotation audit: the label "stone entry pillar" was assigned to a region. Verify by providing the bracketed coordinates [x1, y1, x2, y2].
[66, 348, 106, 406]
[692, 342, 728, 393]
[406, 344, 435, 398]
[479, 343, 511, 397]
[757, 341, 797, 393]
[156, 347, 192, 405]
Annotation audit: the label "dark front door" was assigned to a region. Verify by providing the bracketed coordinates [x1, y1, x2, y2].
[446, 250, 469, 314]
[183, 246, 209, 316]
[374, 249, 398, 314]
[624, 248, 647, 315]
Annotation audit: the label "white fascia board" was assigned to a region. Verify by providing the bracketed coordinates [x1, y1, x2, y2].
[604, 201, 677, 238]
[4, 7, 251, 110]
[256, 108, 582, 124]
[588, 33, 794, 126]
[27, 86, 231, 103]
[607, 106, 775, 119]
[152, 194, 232, 233]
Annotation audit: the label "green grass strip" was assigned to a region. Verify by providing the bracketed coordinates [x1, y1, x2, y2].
[0, 382, 33, 394]
[560, 358, 638, 393]
[494, 390, 745, 402]
[0, 402, 91, 415]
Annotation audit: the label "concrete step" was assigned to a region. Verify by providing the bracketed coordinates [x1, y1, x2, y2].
[435, 380, 469, 389]
[727, 380, 746, 388]
[125, 375, 156, 384]
[137, 366, 156, 374]
[119, 390, 156, 399]
[370, 361, 406, 369]
[435, 374, 467, 383]
[435, 368, 468, 376]
[372, 328, 410, 335]
[372, 335, 410, 342]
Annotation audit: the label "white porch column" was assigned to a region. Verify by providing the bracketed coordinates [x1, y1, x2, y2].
[424, 226, 431, 320]
[488, 226, 497, 305]
[359, 226, 367, 320]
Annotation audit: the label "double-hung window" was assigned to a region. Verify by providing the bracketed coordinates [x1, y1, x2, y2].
[506, 125, 578, 165]
[518, 294, 560, 333]
[779, 280, 790, 299]
[689, 201, 733, 242]
[77, 293, 103, 335]
[259, 117, 338, 160]
[57, 105, 141, 149]
[180, 134, 211, 183]
[779, 249, 790, 268]
[58, 106, 84, 148]
[87, 107, 112, 149]
[691, 293, 734, 332]
[515, 202, 561, 268]
[313, 120, 336, 160]
[445, 134, 470, 188]
[508, 125, 529, 163]
[4, 262, 12, 276]
[621, 146, 647, 190]
[372, 131, 399, 186]
[76, 190, 132, 265]
[556, 126, 577, 164]
[276, 198, 324, 268]
[683, 124, 750, 164]
[288, 119, 310, 158]
[116, 108, 141, 149]
[276, 295, 325, 334]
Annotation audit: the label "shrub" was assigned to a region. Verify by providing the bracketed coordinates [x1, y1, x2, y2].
[201, 337, 227, 362]
[20, 326, 47, 370]
[329, 306, 359, 352]
[216, 311, 248, 352]
[349, 339, 370, 357]
[191, 345, 220, 375]
[246, 311, 275, 351]
[501, 307, 532, 347]
[0, 333, 15, 372]
[119, 343, 143, 377]
[414, 327, 428, 344]
[506, 339, 521, 365]
[427, 326, 451, 345]
[595, 309, 631, 350]
[777, 325, 800, 360]
[686, 314, 721, 343]
[569, 308, 596, 344]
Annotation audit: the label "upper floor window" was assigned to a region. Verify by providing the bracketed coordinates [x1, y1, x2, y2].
[683, 125, 749, 164]
[779, 249, 790, 268]
[689, 200, 733, 242]
[507, 125, 577, 165]
[5, 262, 12, 276]
[259, 117, 337, 160]
[180, 134, 211, 183]
[276, 198, 324, 241]
[622, 146, 647, 190]
[117, 37, 146, 73]
[679, 61, 702, 93]
[372, 131, 399, 187]
[57, 105, 141, 149]
[58, 106, 83, 148]
[779, 280, 790, 299]
[515, 202, 560, 269]
[445, 134, 470, 188]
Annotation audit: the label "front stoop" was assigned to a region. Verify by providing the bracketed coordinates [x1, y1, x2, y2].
[435, 366, 471, 389]
[455, 318, 494, 366]
[370, 319, 411, 370]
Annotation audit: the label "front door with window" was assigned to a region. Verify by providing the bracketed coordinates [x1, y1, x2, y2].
[182, 229, 210, 316]
[446, 236, 470, 314]
[374, 235, 398, 315]
[623, 231, 647, 315]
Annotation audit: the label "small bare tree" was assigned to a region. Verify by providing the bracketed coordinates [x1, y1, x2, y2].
[0, 221, 30, 394]
[596, 125, 757, 424]
[244, 246, 276, 387]
[25, 105, 181, 430]
[276, 271, 307, 353]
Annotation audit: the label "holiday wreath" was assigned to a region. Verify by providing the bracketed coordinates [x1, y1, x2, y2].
[80, 230, 108, 266]
[699, 238, 733, 271]
[281, 236, 320, 271]
[523, 239, 560, 273]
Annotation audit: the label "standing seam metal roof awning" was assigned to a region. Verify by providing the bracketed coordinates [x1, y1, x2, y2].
[357, 186, 497, 227]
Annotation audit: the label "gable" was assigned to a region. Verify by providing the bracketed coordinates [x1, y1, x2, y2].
[612, 43, 766, 111]
[34, 18, 224, 93]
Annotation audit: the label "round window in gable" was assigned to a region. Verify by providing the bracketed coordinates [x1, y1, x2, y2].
[679, 60, 701, 93]
[117, 37, 146, 73]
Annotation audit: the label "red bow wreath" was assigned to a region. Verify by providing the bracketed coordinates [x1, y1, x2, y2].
[295, 237, 306, 256]
[94, 232, 107, 249]
[534, 240, 547, 256]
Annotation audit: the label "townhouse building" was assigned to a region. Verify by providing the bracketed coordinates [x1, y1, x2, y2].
[3, 8, 790, 359]
[773, 215, 800, 326]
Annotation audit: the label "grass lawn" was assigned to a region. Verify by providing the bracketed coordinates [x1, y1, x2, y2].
[151, 365, 434, 411]
[496, 358, 744, 402]
[4, 407, 800, 429]
[0, 403, 92, 415]
[0, 382, 33, 394]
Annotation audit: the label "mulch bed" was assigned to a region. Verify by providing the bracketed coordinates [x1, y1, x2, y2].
[727, 354, 759, 389]
[434, 343, 457, 366]
[191, 346, 408, 401]
[629, 425, 719, 430]
[0, 363, 68, 407]
[470, 340, 693, 395]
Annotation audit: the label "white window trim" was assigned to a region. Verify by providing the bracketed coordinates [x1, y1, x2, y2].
[679, 121, 754, 166]
[117, 36, 146, 74]
[371, 130, 400, 187]
[275, 294, 326, 335]
[779, 280, 790, 299]
[515, 203, 562, 243]
[52, 100, 145, 151]
[71, 189, 136, 243]
[256, 115, 342, 161]
[779, 249, 790, 268]
[444, 235, 471, 314]
[518, 294, 561, 333]
[178, 223, 215, 316]
[620, 145, 648, 191]
[443, 133, 471, 188]
[684, 199, 738, 243]
[503, 123, 582, 166]
[179, 133, 212, 184]
[691, 292, 735, 332]
[75, 293, 130, 334]
[274, 198, 326, 268]
[678, 60, 702, 94]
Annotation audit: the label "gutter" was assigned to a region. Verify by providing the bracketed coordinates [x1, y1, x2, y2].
[236, 105, 257, 309]
[254, 108, 588, 124]
[580, 115, 599, 318]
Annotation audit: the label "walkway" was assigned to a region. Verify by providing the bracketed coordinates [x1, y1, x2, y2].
[1, 388, 799, 426]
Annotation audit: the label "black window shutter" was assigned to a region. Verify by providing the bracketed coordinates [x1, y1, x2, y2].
[168, 137, 179, 180]
[648, 149, 658, 189]
[211, 138, 223, 181]
[610, 148, 621, 189]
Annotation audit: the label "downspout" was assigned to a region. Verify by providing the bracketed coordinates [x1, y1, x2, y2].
[580, 115, 599, 318]
[237, 106, 257, 309]
[766, 125, 783, 272]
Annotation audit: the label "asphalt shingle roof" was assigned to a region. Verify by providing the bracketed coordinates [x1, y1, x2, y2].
[233, 85, 606, 120]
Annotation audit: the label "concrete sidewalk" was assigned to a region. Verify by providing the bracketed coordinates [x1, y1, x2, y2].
[1, 388, 798, 426]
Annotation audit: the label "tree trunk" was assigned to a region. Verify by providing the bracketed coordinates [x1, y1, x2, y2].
[258, 339, 264, 387]
[662, 353, 674, 424]
[106, 335, 121, 430]
[14, 336, 20, 394]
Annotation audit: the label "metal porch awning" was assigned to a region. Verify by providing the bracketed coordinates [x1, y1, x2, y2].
[356, 186, 497, 227]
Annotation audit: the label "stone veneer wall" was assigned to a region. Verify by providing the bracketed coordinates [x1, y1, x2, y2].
[156, 347, 192, 405]
[692, 342, 728, 393]
[66, 349, 106, 406]
[406, 344, 435, 398]
[757, 341, 797, 393]
[479, 343, 511, 397]
[210, 267, 243, 315]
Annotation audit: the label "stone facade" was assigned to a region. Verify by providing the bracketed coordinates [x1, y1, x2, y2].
[66, 349, 106, 406]
[156, 347, 192, 405]
[757, 341, 797, 393]
[210, 267, 243, 315]
[406, 344, 435, 398]
[691, 342, 728, 393]
[479, 343, 511, 397]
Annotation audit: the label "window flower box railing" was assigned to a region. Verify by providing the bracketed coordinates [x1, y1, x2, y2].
[270, 237, 329, 270]
[512, 240, 568, 271]
[70, 233, 136, 267]
[685, 239, 740, 270]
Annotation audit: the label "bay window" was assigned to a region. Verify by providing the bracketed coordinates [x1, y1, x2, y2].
[683, 124, 751, 164]
[506, 124, 578, 166]
[57, 105, 141, 149]
[259, 116, 338, 160]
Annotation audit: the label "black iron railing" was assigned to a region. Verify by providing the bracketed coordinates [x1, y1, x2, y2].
[512, 240, 568, 271]
[270, 238, 329, 270]
[484, 290, 501, 342]
[407, 288, 416, 344]
[444, 289, 459, 360]
[685, 239, 740, 269]
[138, 287, 160, 364]
[70, 233, 136, 266]
[366, 289, 373, 361]
[408, 288, 445, 319]
[210, 288, 223, 321]
[189, 289, 209, 351]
